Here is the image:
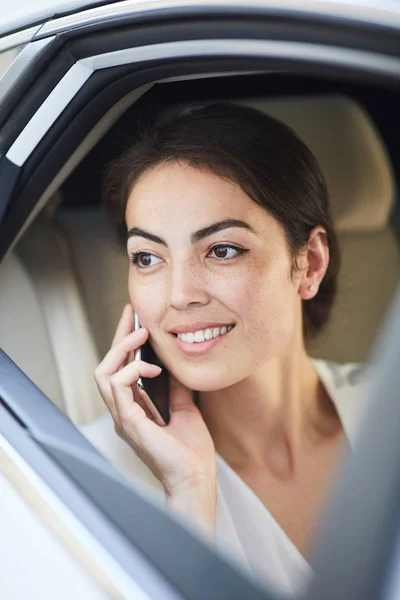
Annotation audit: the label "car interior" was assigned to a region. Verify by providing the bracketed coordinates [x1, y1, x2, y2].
[1, 32, 400, 597]
[0, 72, 399, 429]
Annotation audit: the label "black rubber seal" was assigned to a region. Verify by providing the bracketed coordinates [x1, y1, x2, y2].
[36, 3, 400, 60]
[66, 13, 400, 61]
[0, 39, 76, 149]
[0, 156, 21, 224]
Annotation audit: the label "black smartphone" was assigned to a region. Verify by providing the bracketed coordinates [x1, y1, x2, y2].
[133, 312, 170, 426]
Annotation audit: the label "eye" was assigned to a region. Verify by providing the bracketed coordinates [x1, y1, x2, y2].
[208, 244, 248, 260]
[131, 252, 162, 269]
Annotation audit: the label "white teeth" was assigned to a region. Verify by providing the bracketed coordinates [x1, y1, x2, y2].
[205, 328, 213, 340]
[194, 330, 205, 342]
[177, 325, 234, 343]
[178, 332, 194, 343]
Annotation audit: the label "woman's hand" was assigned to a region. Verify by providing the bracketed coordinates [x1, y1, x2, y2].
[94, 304, 217, 536]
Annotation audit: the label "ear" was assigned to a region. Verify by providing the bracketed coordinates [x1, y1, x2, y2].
[297, 226, 330, 300]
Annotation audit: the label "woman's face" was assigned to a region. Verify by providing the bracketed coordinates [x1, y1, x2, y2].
[125, 162, 304, 391]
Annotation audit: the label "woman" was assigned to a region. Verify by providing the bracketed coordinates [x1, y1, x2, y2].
[84, 103, 368, 596]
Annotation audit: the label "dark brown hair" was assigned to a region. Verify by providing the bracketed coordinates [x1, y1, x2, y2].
[103, 102, 340, 339]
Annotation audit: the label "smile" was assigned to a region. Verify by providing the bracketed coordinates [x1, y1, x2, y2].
[170, 323, 236, 356]
[176, 325, 234, 344]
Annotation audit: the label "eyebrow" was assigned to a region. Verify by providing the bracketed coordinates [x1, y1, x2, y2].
[126, 219, 257, 246]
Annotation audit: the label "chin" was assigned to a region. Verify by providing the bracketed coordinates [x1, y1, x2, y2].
[171, 364, 245, 393]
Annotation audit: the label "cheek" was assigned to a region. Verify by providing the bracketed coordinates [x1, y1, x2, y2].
[241, 257, 298, 343]
[128, 271, 165, 327]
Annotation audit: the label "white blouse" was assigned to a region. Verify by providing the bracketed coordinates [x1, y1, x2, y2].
[81, 359, 370, 597]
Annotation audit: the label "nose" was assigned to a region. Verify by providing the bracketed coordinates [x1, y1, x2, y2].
[169, 258, 210, 310]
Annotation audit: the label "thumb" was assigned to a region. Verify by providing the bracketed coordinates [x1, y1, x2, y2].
[169, 374, 195, 413]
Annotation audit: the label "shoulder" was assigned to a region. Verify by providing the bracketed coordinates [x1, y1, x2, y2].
[311, 358, 368, 389]
[80, 412, 165, 498]
[311, 358, 372, 446]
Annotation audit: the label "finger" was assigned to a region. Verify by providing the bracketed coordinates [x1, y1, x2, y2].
[96, 328, 149, 381]
[113, 382, 149, 448]
[96, 351, 156, 410]
[95, 328, 151, 431]
[97, 360, 161, 433]
[93, 372, 121, 432]
[115, 392, 165, 452]
[111, 303, 134, 347]
[110, 360, 162, 389]
[111, 364, 162, 446]
[169, 375, 196, 413]
[94, 331, 149, 420]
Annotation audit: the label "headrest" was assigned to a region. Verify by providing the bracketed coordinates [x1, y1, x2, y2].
[240, 95, 394, 231]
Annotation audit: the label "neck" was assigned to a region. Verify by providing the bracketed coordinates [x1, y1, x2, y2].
[197, 345, 340, 479]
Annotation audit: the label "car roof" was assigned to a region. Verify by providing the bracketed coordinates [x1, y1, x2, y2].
[1, 0, 399, 42]
[0, 0, 109, 37]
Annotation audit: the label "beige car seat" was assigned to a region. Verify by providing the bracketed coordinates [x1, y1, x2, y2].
[0, 94, 398, 427]
[0, 216, 105, 425]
